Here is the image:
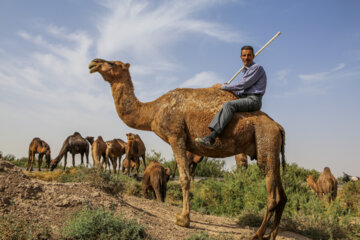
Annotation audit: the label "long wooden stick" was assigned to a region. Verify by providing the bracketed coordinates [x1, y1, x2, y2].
[226, 31, 281, 84]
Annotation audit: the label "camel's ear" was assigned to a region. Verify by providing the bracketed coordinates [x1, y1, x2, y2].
[123, 63, 130, 70]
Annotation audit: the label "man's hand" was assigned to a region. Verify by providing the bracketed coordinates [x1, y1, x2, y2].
[212, 83, 222, 89]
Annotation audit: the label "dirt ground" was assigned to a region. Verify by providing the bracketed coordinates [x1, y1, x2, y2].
[0, 159, 310, 240]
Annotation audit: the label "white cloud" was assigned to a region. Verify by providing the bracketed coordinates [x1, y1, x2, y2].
[299, 63, 345, 83]
[96, 0, 243, 68]
[181, 71, 221, 88]
[275, 69, 291, 85]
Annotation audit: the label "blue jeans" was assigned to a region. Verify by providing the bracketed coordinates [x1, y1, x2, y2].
[209, 94, 262, 134]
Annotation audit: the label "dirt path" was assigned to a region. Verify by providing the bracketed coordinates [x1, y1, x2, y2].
[0, 160, 309, 239]
[118, 195, 310, 240]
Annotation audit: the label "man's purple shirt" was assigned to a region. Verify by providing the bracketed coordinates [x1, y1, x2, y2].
[221, 62, 267, 97]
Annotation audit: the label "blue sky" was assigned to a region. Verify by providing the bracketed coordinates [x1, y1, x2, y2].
[1, 0, 359, 177]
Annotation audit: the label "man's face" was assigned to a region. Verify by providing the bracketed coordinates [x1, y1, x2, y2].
[241, 49, 255, 67]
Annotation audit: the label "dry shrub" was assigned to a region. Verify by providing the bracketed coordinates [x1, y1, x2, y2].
[0, 214, 52, 240]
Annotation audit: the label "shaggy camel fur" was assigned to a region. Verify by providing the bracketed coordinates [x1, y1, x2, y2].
[50, 132, 89, 170]
[307, 167, 337, 203]
[89, 59, 286, 240]
[142, 161, 172, 202]
[28, 137, 51, 171]
[172, 151, 204, 180]
[86, 136, 107, 169]
[235, 153, 248, 169]
[105, 139, 126, 174]
[125, 133, 146, 176]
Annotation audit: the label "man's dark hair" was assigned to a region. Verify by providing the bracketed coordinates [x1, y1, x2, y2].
[241, 45, 254, 55]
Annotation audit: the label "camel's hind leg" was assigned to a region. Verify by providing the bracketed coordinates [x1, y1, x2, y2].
[38, 153, 43, 171]
[111, 157, 117, 174]
[252, 128, 287, 240]
[256, 171, 287, 240]
[169, 136, 191, 227]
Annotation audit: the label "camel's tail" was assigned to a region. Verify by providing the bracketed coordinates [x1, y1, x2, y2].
[278, 123, 286, 174]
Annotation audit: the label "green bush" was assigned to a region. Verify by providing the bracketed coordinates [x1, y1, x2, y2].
[168, 157, 226, 178]
[61, 207, 148, 240]
[191, 164, 266, 216]
[340, 181, 360, 215]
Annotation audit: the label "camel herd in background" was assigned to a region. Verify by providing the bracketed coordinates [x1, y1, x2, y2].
[27, 132, 359, 206]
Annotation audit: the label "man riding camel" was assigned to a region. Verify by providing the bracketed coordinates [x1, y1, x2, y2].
[195, 45, 267, 147]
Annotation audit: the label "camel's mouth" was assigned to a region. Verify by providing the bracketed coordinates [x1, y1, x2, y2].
[88, 63, 99, 74]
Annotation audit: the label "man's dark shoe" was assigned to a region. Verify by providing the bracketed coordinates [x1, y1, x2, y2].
[195, 136, 215, 147]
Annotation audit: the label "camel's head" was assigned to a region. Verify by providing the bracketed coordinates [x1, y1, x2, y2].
[165, 167, 172, 182]
[89, 58, 130, 82]
[306, 175, 315, 184]
[50, 159, 58, 171]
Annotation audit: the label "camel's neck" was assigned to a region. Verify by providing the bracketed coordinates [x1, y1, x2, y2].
[307, 178, 319, 193]
[109, 75, 154, 131]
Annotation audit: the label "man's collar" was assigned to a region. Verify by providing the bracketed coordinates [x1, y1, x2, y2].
[243, 62, 255, 71]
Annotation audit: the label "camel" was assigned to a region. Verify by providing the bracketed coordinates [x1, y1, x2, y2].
[105, 138, 127, 174]
[125, 133, 146, 176]
[86, 136, 107, 169]
[50, 132, 90, 170]
[307, 167, 338, 203]
[121, 157, 137, 174]
[89, 58, 286, 240]
[172, 151, 204, 180]
[235, 153, 248, 169]
[142, 161, 172, 202]
[27, 137, 51, 171]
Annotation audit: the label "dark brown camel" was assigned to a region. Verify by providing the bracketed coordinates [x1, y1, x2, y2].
[86, 136, 107, 169]
[27, 137, 51, 171]
[307, 167, 337, 203]
[125, 133, 146, 176]
[172, 151, 204, 180]
[142, 161, 172, 202]
[50, 132, 89, 170]
[89, 58, 286, 240]
[105, 138, 126, 174]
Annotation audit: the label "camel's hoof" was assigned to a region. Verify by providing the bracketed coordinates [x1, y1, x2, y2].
[175, 212, 190, 228]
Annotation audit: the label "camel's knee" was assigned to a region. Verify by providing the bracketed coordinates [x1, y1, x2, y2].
[179, 175, 190, 189]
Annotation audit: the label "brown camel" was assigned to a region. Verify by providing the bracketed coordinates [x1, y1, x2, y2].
[86, 136, 107, 169]
[121, 157, 137, 174]
[142, 161, 172, 202]
[105, 138, 126, 174]
[125, 133, 146, 176]
[89, 58, 286, 240]
[235, 153, 248, 169]
[307, 167, 337, 203]
[172, 151, 204, 180]
[27, 137, 51, 171]
[50, 132, 89, 170]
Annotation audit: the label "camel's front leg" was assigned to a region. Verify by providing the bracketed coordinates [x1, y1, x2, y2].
[169, 136, 191, 227]
[27, 153, 34, 171]
[64, 153, 68, 170]
[38, 153, 43, 171]
[72, 153, 76, 167]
